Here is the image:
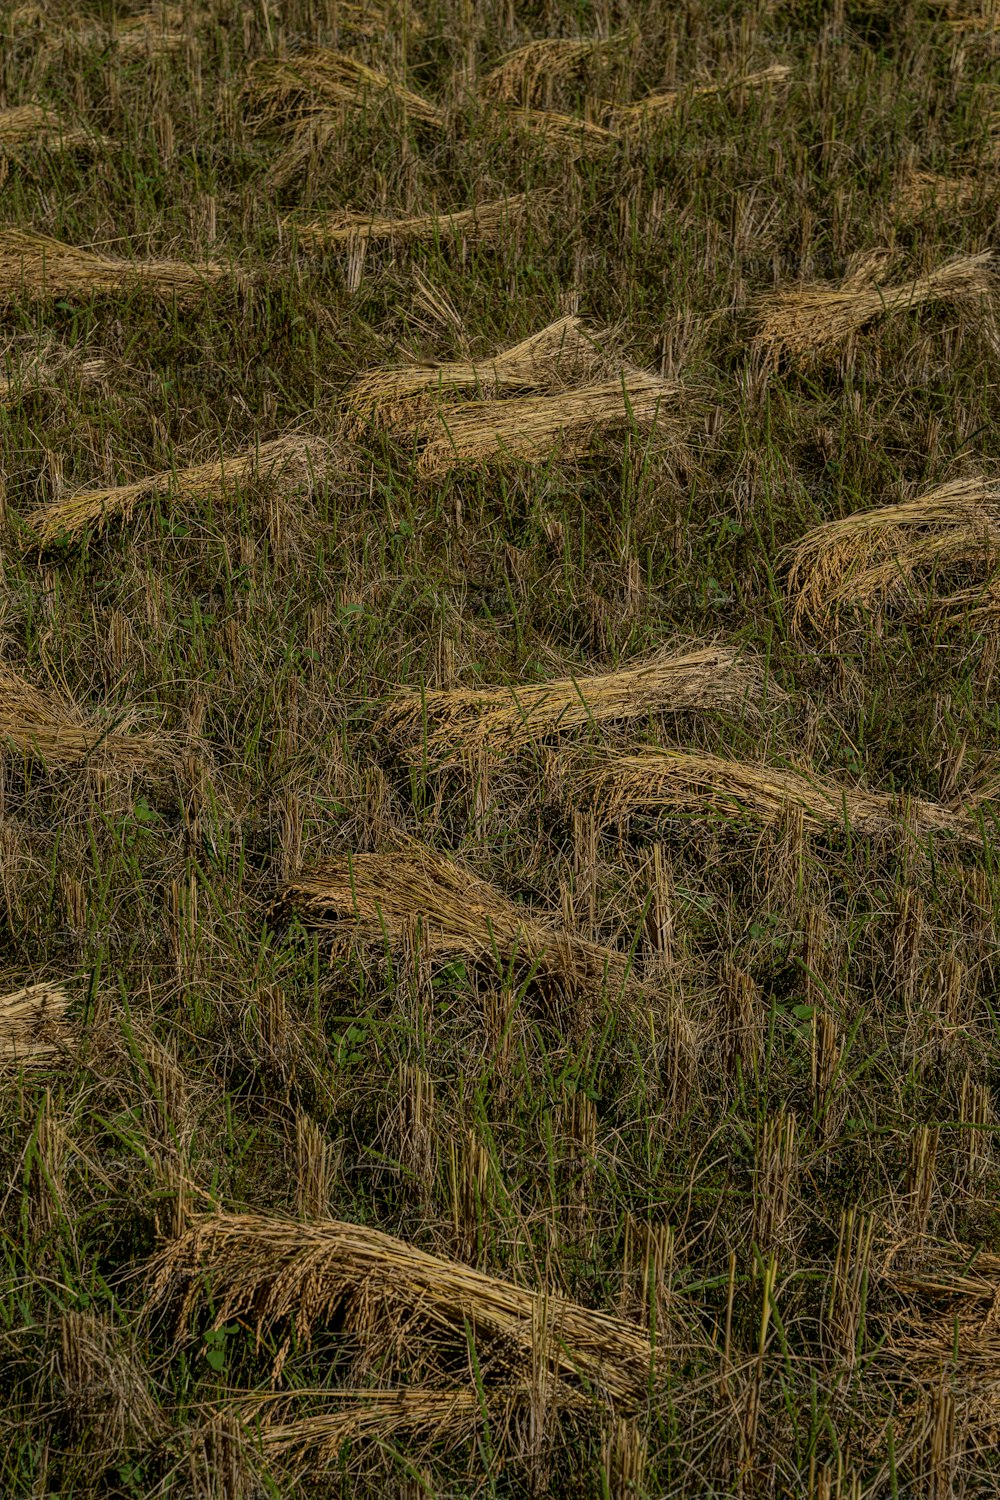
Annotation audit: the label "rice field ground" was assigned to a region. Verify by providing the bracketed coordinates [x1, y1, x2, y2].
[2, 1, 1000, 1495]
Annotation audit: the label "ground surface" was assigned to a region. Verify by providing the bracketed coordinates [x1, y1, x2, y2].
[2, 1, 1000, 1496]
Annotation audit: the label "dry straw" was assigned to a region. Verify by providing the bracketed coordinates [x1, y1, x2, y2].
[288, 194, 529, 251]
[276, 843, 630, 991]
[0, 666, 174, 771]
[892, 167, 978, 223]
[481, 33, 631, 105]
[502, 108, 620, 156]
[248, 48, 447, 129]
[611, 63, 790, 130]
[0, 229, 230, 308]
[147, 1211, 654, 1402]
[378, 645, 769, 764]
[414, 371, 682, 476]
[0, 104, 109, 155]
[25, 434, 328, 547]
[754, 250, 995, 365]
[345, 315, 604, 434]
[786, 476, 1000, 631]
[576, 748, 981, 842]
[0, 981, 74, 1064]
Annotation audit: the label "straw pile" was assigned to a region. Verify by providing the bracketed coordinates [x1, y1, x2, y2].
[0, 982, 74, 1064]
[276, 844, 629, 990]
[0, 229, 230, 308]
[414, 371, 682, 477]
[288, 194, 529, 251]
[248, 48, 446, 129]
[754, 250, 995, 365]
[892, 167, 978, 223]
[0, 104, 109, 155]
[0, 666, 172, 771]
[25, 434, 328, 547]
[377, 645, 769, 763]
[481, 33, 630, 105]
[611, 63, 791, 130]
[786, 476, 1000, 631]
[345, 315, 605, 434]
[147, 1211, 654, 1403]
[503, 108, 619, 156]
[576, 748, 980, 842]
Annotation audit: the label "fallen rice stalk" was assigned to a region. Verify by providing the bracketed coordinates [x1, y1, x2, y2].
[0, 343, 107, 407]
[276, 843, 630, 991]
[0, 104, 110, 155]
[377, 645, 770, 763]
[891, 166, 978, 223]
[147, 1211, 654, 1402]
[0, 666, 174, 771]
[0, 982, 74, 1064]
[786, 476, 1000, 631]
[481, 33, 631, 105]
[414, 372, 682, 476]
[25, 434, 328, 547]
[288, 194, 529, 251]
[502, 107, 620, 156]
[754, 250, 995, 365]
[611, 64, 791, 129]
[576, 748, 980, 842]
[0, 229, 231, 308]
[345, 315, 606, 434]
[248, 48, 447, 129]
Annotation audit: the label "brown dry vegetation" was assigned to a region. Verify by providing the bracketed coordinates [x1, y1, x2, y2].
[3, 0, 1000, 1496]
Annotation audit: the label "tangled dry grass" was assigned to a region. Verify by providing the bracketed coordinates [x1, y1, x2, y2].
[575, 747, 982, 841]
[754, 250, 995, 364]
[786, 475, 1000, 631]
[377, 644, 769, 763]
[25, 433, 328, 545]
[0, 229, 230, 308]
[0, 981, 74, 1063]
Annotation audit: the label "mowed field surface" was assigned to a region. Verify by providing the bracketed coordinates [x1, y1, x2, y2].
[2, 1, 1000, 1495]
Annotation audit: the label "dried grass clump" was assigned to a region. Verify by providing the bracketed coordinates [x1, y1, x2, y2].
[277, 844, 630, 991]
[0, 229, 230, 309]
[147, 1212, 654, 1403]
[481, 33, 630, 105]
[611, 63, 791, 129]
[378, 645, 770, 764]
[576, 748, 980, 843]
[754, 250, 995, 365]
[502, 107, 620, 156]
[892, 167, 978, 223]
[289, 194, 529, 251]
[786, 476, 1000, 631]
[0, 103, 109, 155]
[415, 371, 682, 477]
[248, 48, 446, 129]
[25, 434, 328, 547]
[56, 1310, 164, 1451]
[62, 5, 206, 59]
[0, 341, 107, 407]
[0, 982, 74, 1063]
[0, 666, 175, 772]
[345, 315, 605, 434]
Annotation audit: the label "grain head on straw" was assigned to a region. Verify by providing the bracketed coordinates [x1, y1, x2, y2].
[0, 981, 75, 1064]
[0, 229, 231, 308]
[287, 193, 530, 252]
[25, 433, 328, 547]
[754, 250, 995, 366]
[610, 63, 791, 131]
[0, 665, 176, 772]
[377, 644, 771, 764]
[786, 476, 1000, 632]
[247, 47, 447, 129]
[501, 107, 620, 157]
[0, 103, 110, 155]
[481, 32, 631, 106]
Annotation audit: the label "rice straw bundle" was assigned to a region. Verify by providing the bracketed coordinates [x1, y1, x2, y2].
[414, 371, 682, 477]
[147, 1212, 654, 1402]
[0, 104, 110, 155]
[576, 748, 980, 842]
[0, 981, 74, 1064]
[248, 48, 446, 130]
[25, 434, 328, 546]
[481, 33, 630, 105]
[276, 844, 630, 990]
[0, 229, 230, 309]
[891, 167, 978, 223]
[786, 477, 1000, 631]
[288, 194, 529, 251]
[502, 107, 619, 156]
[378, 645, 769, 764]
[345, 315, 605, 434]
[754, 250, 995, 365]
[611, 63, 791, 130]
[0, 666, 173, 771]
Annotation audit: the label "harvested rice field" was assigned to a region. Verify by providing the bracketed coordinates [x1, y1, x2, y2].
[2, 1, 1000, 1495]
